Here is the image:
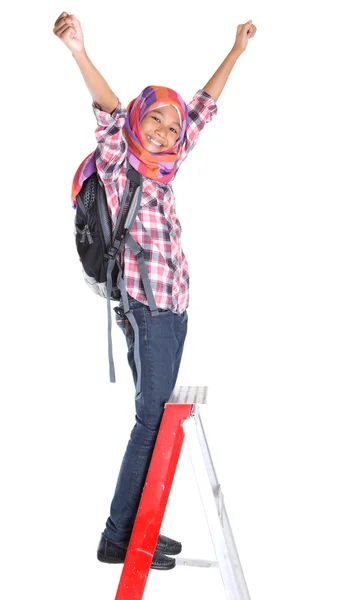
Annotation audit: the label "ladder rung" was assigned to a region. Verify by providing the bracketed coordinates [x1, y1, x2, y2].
[175, 557, 218, 568]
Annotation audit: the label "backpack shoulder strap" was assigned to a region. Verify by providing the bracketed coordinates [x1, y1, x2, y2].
[113, 162, 143, 244]
[105, 163, 145, 383]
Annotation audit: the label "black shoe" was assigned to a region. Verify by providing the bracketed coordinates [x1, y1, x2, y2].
[97, 535, 176, 570]
[156, 534, 182, 555]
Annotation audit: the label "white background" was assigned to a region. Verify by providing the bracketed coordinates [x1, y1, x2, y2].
[1, 1, 362, 599]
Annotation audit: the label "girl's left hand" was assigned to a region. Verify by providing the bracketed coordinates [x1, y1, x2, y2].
[232, 21, 257, 55]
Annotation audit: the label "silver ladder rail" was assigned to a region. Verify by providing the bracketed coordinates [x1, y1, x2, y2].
[170, 386, 251, 600]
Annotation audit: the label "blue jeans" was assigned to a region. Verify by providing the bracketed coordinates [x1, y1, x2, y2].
[103, 295, 188, 543]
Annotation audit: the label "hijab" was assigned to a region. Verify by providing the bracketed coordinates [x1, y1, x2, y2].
[124, 85, 188, 183]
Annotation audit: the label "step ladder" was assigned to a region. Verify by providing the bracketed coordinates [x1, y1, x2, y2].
[114, 386, 251, 600]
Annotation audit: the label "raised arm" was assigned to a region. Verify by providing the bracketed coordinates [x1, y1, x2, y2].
[53, 12, 118, 113]
[202, 21, 257, 101]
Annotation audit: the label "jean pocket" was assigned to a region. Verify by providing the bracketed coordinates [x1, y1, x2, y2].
[157, 308, 171, 317]
[178, 310, 188, 326]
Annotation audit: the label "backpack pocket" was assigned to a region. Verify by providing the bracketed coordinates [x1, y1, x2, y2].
[75, 227, 107, 283]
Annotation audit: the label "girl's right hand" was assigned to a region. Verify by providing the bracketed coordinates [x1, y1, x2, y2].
[53, 12, 85, 55]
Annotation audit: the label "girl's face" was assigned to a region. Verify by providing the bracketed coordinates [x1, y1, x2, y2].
[139, 105, 181, 153]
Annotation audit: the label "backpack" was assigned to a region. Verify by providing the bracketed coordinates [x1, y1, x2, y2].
[74, 158, 159, 384]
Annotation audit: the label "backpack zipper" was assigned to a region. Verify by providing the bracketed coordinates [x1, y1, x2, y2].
[80, 224, 93, 244]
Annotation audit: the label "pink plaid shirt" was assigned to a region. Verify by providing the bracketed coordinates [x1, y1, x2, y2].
[93, 89, 217, 314]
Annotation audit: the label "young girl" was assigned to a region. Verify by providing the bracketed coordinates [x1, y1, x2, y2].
[53, 11, 256, 571]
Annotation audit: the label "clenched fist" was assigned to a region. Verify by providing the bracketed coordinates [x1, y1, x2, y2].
[53, 12, 85, 55]
[232, 21, 257, 56]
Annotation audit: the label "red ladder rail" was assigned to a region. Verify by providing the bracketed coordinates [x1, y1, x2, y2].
[115, 402, 193, 600]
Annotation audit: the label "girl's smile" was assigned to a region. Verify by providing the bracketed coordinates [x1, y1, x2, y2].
[146, 134, 163, 148]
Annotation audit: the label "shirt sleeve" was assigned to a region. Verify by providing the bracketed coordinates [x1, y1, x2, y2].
[93, 100, 128, 182]
[175, 89, 218, 170]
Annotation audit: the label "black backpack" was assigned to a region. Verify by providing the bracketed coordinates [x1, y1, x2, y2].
[74, 159, 159, 383]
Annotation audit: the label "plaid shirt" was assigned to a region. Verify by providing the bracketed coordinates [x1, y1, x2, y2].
[93, 89, 217, 314]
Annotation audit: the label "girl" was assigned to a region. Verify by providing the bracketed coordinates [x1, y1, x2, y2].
[53, 11, 256, 571]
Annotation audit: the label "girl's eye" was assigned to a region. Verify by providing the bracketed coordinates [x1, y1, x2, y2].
[151, 116, 178, 135]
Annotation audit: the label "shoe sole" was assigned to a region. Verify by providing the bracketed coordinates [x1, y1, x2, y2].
[156, 545, 181, 556]
[97, 553, 175, 570]
[97, 553, 123, 564]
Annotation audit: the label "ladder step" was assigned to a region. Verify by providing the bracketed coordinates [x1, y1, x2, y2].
[169, 385, 208, 405]
[175, 557, 218, 568]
